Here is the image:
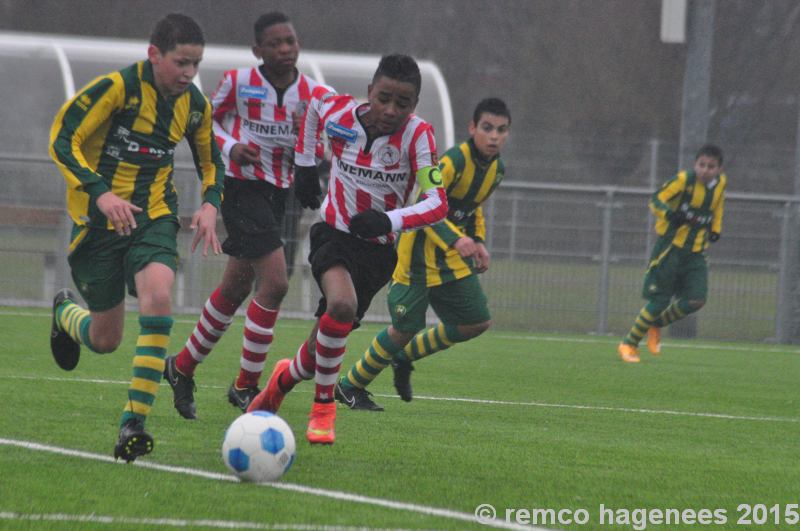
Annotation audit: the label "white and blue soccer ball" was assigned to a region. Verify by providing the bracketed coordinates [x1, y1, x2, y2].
[222, 411, 296, 482]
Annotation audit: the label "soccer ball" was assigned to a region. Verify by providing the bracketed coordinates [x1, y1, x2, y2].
[222, 411, 296, 482]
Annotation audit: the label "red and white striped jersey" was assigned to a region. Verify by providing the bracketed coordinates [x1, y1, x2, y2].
[211, 68, 325, 188]
[295, 90, 448, 244]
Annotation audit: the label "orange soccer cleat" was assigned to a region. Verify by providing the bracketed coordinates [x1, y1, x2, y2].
[646, 327, 662, 355]
[247, 358, 291, 414]
[617, 342, 641, 363]
[306, 401, 337, 445]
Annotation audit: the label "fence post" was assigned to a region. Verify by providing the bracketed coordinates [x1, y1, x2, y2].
[775, 201, 795, 343]
[645, 138, 659, 263]
[509, 195, 519, 261]
[596, 189, 614, 334]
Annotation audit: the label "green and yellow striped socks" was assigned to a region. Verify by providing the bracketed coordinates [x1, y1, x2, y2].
[56, 300, 93, 351]
[623, 303, 663, 347]
[653, 299, 691, 327]
[397, 323, 464, 362]
[121, 315, 172, 427]
[341, 328, 400, 390]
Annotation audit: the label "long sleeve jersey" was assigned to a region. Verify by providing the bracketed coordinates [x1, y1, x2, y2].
[393, 138, 505, 286]
[294, 88, 448, 245]
[50, 60, 224, 230]
[649, 169, 726, 253]
[210, 67, 326, 187]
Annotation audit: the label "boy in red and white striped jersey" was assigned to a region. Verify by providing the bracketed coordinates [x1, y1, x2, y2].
[249, 54, 449, 444]
[164, 12, 328, 419]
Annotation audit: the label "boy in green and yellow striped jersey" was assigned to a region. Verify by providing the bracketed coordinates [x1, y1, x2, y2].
[618, 144, 727, 363]
[335, 98, 511, 410]
[48, 13, 225, 460]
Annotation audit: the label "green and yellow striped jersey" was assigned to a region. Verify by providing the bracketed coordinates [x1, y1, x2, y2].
[50, 60, 224, 230]
[649, 170, 726, 253]
[394, 138, 505, 286]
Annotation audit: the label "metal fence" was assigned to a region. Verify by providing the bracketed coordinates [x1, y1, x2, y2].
[2, 153, 798, 343]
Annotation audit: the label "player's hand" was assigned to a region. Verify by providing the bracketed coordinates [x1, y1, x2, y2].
[294, 165, 322, 209]
[96, 191, 142, 236]
[349, 209, 392, 238]
[230, 143, 259, 166]
[474, 242, 490, 273]
[454, 236, 478, 259]
[190, 202, 221, 256]
[708, 232, 720, 243]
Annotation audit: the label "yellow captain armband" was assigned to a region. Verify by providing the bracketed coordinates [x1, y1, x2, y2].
[416, 166, 443, 191]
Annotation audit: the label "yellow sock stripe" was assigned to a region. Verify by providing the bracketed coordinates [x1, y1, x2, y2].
[354, 361, 374, 381]
[132, 355, 166, 372]
[435, 323, 455, 347]
[370, 338, 394, 363]
[62, 305, 86, 336]
[123, 401, 152, 416]
[426, 327, 439, 350]
[640, 308, 656, 323]
[363, 351, 388, 370]
[413, 333, 425, 356]
[130, 377, 160, 395]
[137, 333, 170, 349]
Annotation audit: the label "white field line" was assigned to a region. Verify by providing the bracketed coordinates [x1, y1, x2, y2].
[0, 511, 403, 530]
[492, 333, 800, 355]
[2, 308, 798, 352]
[0, 438, 540, 531]
[5, 374, 798, 424]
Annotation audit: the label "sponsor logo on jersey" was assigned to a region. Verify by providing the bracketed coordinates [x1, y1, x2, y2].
[238, 85, 269, 99]
[325, 122, 358, 143]
[242, 118, 293, 137]
[378, 145, 401, 166]
[336, 159, 407, 183]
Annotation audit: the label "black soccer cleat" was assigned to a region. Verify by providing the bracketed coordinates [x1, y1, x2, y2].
[391, 359, 414, 402]
[114, 419, 154, 463]
[227, 381, 260, 412]
[334, 382, 384, 411]
[50, 288, 81, 371]
[163, 355, 197, 420]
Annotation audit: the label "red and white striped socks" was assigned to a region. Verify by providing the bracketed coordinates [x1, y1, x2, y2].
[313, 313, 352, 402]
[235, 299, 279, 389]
[176, 288, 238, 377]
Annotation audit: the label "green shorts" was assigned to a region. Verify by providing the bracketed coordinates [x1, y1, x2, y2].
[642, 242, 708, 305]
[387, 274, 490, 333]
[68, 216, 180, 311]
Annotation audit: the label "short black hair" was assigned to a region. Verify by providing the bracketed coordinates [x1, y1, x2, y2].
[372, 54, 422, 97]
[254, 12, 291, 43]
[473, 98, 511, 125]
[695, 143, 723, 165]
[150, 13, 205, 53]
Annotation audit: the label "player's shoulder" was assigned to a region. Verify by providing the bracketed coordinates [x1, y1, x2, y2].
[406, 113, 433, 130]
[186, 82, 212, 111]
[440, 141, 467, 164]
[299, 73, 328, 90]
[718, 172, 728, 188]
[312, 85, 344, 103]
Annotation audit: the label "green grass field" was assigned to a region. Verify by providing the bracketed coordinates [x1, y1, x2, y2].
[1, 307, 799, 530]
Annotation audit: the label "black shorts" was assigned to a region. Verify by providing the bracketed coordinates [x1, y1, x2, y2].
[308, 221, 397, 324]
[221, 177, 289, 259]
